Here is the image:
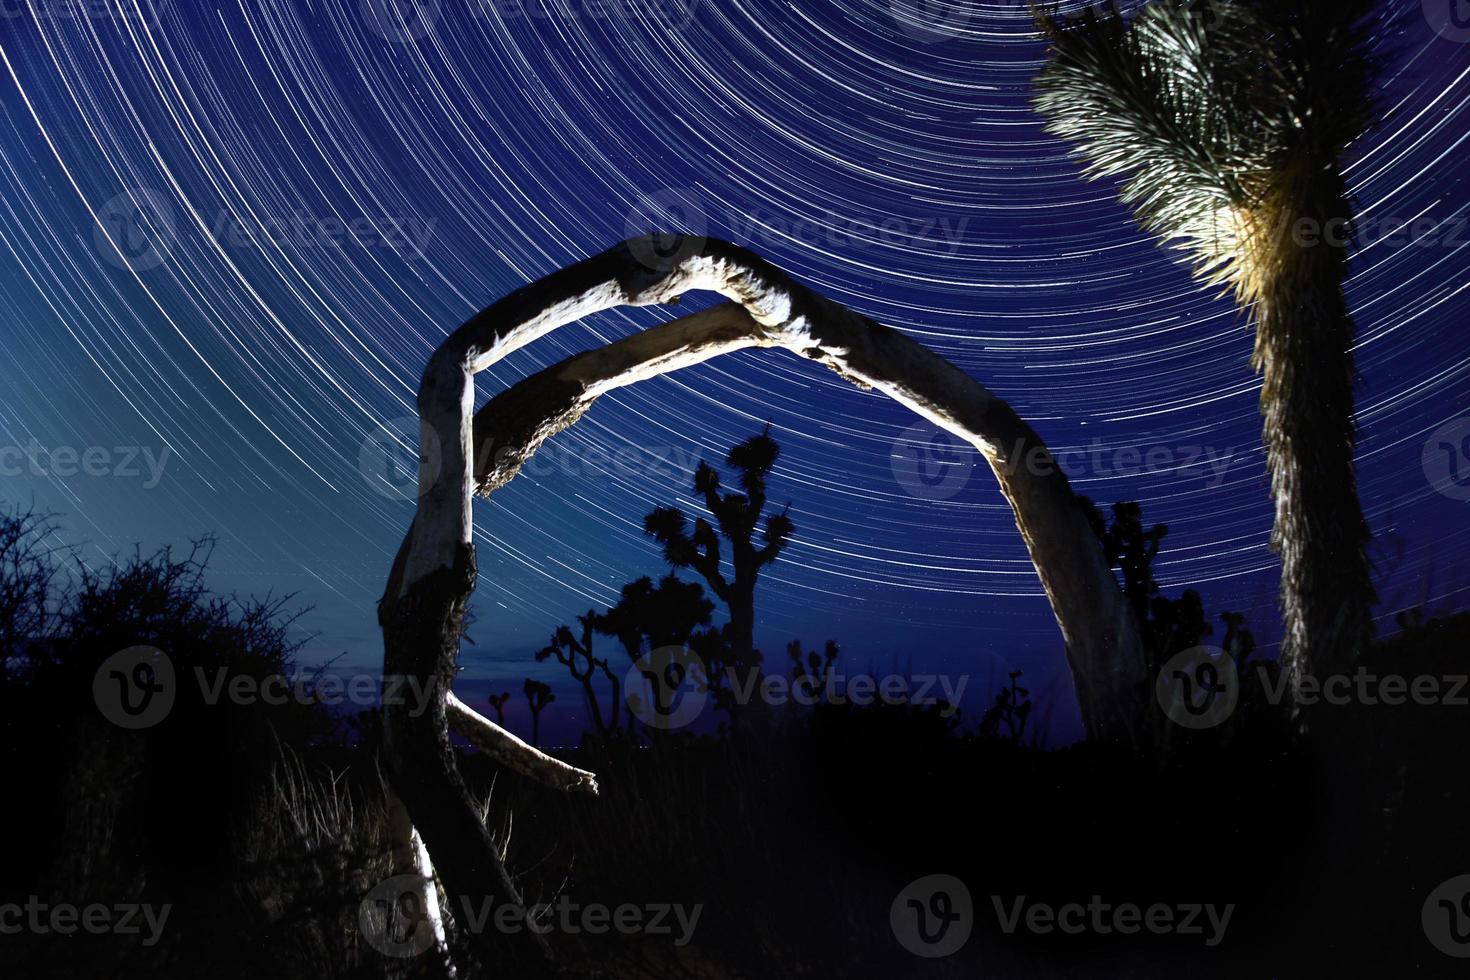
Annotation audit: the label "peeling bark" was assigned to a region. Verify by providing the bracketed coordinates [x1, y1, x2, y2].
[377, 236, 1150, 967]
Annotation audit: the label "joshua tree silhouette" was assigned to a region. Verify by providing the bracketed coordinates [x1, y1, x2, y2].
[523, 679, 555, 747]
[643, 427, 794, 699]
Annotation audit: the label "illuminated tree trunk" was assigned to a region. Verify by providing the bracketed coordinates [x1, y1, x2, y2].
[377, 236, 1150, 966]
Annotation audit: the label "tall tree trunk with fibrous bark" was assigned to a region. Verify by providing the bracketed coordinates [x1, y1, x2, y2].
[1034, 1, 1382, 688]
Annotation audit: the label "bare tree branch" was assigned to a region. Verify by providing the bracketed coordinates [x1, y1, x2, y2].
[377, 236, 1151, 967]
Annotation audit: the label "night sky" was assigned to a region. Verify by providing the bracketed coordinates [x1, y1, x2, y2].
[0, 0, 1466, 742]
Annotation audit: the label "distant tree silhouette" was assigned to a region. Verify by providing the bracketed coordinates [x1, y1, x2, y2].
[536, 613, 620, 735]
[787, 639, 839, 705]
[0, 504, 64, 668]
[488, 690, 511, 725]
[643, 428, 794, 716]
[1084, 499, 1210, 673]
[979, 670, 1032, 746]
[523, 679, 554, 747]
[599, 574, 716, 656]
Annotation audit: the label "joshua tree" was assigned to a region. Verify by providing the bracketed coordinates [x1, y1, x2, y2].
[1084, 499, 1210, 671]
[536, 613, 621, 736]
[979, 670, 1033, 746]
[598, 574, 715, 658]
[788, 639, 840, 705]
[487, 690, 511, 725]
[1035, 1, 1382, 683]
[643, 427, 792, 692]
[646, 429, 793, 714]
[377, 235, 1151, 968]
[522, 679, 555, 747]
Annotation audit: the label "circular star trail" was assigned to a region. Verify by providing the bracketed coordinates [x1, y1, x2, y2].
[0, 0, 1465, 738]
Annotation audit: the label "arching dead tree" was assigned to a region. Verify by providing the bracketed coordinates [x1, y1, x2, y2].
[376, 236, 1148, 967]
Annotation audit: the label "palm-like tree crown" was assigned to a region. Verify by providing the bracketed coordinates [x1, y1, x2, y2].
[1034, 0, 1384, 679]
[1035, 0, 1379, 302]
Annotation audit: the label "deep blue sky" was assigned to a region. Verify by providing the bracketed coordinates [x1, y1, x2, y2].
[0, 1, 1466, 743]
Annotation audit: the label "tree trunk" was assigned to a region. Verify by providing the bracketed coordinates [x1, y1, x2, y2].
[379, 236, 1153, 966]
[1252, 165, 1376, 684]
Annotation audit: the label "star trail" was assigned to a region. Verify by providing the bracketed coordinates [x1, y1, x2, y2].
[0, 0, 1466, 740]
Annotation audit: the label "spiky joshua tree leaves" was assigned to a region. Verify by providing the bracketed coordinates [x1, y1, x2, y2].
[1035, 0, 1382, 682]
[643, 427, 795, 690]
